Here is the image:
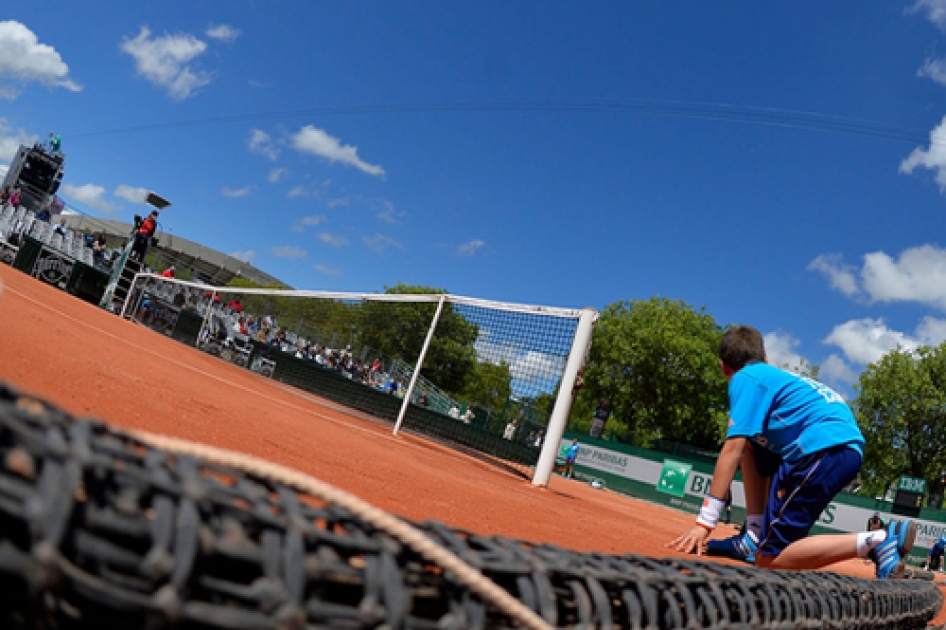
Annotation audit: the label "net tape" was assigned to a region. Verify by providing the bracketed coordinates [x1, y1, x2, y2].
[0, 383, 940, 630]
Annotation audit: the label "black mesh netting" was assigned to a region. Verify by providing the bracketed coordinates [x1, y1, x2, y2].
[0, 383, 941, 630]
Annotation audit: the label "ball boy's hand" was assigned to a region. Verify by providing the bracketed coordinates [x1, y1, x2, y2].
[666, 525, 711, 555]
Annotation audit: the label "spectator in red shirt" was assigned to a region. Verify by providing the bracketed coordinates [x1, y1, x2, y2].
[160, 265, 176, 278]
[226, 295, 244, 313]
[131, 211, 158, 262]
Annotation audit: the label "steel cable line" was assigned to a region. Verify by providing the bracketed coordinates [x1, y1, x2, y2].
[65, 99, 939, 147]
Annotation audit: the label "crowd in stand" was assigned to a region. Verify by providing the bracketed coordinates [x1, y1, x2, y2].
[180, 287, 398, 390]
[0, 190, 124, 271]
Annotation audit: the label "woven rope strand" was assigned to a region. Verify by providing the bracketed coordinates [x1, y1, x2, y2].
[128, 428, 554, 630]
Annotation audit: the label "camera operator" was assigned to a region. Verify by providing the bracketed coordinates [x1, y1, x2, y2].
[130, 210, 158, 262]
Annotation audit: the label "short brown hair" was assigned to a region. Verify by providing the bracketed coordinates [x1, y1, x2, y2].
[719, 325, 766, 371]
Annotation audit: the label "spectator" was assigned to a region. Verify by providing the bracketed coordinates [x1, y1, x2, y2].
[36, 204, 52, 223]
[137, 297, 156, 325]
[256, 327, 269, 343]
[867, 512, 884, 532]
[53, 219, 67, 235]
[0, 185, 9, 205]
[563, 438, 580, 479]
[233, 316, 248, 335]
[9, 187, 22, 208]
[503, 419, 518, 440]
[534, 430, 545, 448]
[448, 404, 460, 419]
[461, 407, 474, 424]
[131, 210, 158, 262]
[160, 265, 176, 278]
[226, 296, 244, 313]
[173, 291, 186, 308]
[416, 391, 429, 407]
[383, 378, 399, 395]
[924, 536, 946, 572]
[91, 233, 108, 265]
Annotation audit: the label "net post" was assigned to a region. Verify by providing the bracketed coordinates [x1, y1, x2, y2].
[393, 295, 446, 436]
[532, 307, 597, 487]
[196, 290, 218, 348]
[118, 272, 145, 320]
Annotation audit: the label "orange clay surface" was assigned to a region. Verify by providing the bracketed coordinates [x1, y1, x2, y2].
[0, 264, 943, 625]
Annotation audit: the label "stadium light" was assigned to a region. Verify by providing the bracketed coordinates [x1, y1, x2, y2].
[145, 192, 171, 210]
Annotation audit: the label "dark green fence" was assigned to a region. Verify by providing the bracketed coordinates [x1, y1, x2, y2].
[266, 349, 541, 468]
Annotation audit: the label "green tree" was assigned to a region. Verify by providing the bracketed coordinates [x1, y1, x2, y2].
[459, 360, 513, 411]
[577, 297, 729, 448]
[359, 283, 479, 394]
[853, 345, 946, 499]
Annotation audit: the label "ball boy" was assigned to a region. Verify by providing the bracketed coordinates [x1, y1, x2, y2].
[667, 325, 915, 579]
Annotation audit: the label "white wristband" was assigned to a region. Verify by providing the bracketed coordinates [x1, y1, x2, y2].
[696, 495, 726, 530]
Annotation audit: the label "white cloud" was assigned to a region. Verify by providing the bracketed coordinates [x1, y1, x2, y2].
[287, 186, 320, 199]
[0, 119, 37, 162]
[860, 246, 946, 309]
[0, 164, 7, 180]
[292, 214, 326, 232]
[820, 354, 858, 389]
[120, 27, 211, 101]
[327, 197, 350, 208]
[763, 331, 809, 372]
[62, 183, 118, 215]
[271, 245, 306, 259]
[810, 246, 946, 310]
[268, 167, 287, 183]
[318, 232, 349, 247]
[909, 0, 946, 31]
[229, 250, 255, 263]
[808, 254, 859, 297]
[0, 21, 82, 98]
[824, 318, 924, 365]
[474, 330, 566, 386]
[249, 129, 279, 160]
[900, 115, 946, 190]
[315, 263, 341, 276]
[457, 239, 485, 257]
[114, 185, 148, 203]
[363, 233, 401, 255]
[375, 199, 405, 224]
[290, 125, 385, 177]
[221, 186, 251, 198]
[818, 354, 858, 395]
[205, 24, 241, 42]
[918, 57, 946, 86]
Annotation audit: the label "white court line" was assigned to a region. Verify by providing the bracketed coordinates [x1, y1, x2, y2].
[2, 285, 398, 443]
[2, 284, 531, 480]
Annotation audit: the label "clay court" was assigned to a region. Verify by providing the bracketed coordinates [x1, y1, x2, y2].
[1, 263, 943, 625]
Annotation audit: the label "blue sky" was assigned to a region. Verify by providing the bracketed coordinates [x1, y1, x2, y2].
[5, 2, 946, 396]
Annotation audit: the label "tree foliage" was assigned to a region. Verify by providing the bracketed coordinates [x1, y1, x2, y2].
[853, 345, 946, 498]
[575, 297, 729, 449]
[358, 283, 480, 394]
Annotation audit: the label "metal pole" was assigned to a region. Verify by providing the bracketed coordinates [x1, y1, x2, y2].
[118, 272, 143, 320]
[196, 290, 217, 349]
[532, 307, 598, 487]
[393, 295, 446, 436]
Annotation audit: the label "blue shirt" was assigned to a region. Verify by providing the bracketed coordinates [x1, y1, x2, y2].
[566, 443, 580, 459]
[726, 363, 864, 463]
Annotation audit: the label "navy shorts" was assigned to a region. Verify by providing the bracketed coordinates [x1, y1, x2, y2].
[758, 445, 861, 558]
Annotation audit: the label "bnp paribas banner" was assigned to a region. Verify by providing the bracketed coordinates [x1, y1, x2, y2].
[563, 438, 946, 556]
